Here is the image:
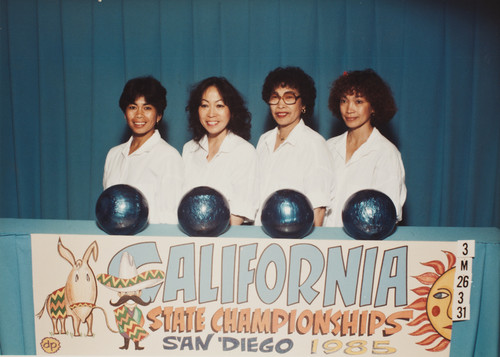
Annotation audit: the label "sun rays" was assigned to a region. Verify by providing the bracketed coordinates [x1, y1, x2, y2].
[405, 251, 456, 352]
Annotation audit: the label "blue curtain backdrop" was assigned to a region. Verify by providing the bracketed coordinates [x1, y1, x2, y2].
[1, 0, 499, 227]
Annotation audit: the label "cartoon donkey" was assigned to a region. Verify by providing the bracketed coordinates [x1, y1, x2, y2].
[36, 237, 115, 336]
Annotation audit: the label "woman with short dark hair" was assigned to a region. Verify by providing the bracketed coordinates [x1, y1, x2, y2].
[324, 69, 406, 227]
[103, 76, 183, 224]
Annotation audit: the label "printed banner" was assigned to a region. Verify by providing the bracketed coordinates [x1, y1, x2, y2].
[32, 234, 457, 356]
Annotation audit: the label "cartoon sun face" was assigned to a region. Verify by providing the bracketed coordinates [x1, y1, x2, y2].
[427, 267, 454, 340]
[406, 251, 456, 352]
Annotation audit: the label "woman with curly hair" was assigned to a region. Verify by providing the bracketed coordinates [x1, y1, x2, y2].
[182, 77, 258, 225]
[256, 66, 334, 226]
[324, 69, 406, 227]
[103, 76, 183, 224]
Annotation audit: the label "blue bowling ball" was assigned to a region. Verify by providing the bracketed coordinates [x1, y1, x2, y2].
[178, 186, 230, 237]
[261, 189, 314, 239]
[342, 189, 397, 240]
[95, 184, 149, 235]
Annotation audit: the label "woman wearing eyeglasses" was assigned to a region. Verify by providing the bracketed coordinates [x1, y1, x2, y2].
[255, 66, 335, 226]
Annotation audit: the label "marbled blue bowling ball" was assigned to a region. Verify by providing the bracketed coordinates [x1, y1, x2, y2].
[178, 186, 230, 237]
[95, 184, 149, 235]
[261, 189, 314, 239]
[342, 189, 397, 240]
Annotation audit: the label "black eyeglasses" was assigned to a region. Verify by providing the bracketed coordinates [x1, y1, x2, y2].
[268, 91, 301, 105]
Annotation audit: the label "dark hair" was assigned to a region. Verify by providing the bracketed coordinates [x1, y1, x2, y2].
[186, 77, 251, 141]
[119, 76, 167, 116]
[328, 69, 397, 126]
[261, 66, 316, 122]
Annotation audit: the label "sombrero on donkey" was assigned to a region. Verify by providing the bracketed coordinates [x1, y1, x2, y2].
[97, 251, 164, 292]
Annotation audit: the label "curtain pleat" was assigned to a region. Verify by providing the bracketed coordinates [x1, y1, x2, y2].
[1, 0, 499, 227]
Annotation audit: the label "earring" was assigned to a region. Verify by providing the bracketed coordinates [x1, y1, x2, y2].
[301, 108, 306, 114]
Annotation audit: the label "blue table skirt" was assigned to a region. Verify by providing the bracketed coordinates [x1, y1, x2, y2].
[0, 218, 499, 356]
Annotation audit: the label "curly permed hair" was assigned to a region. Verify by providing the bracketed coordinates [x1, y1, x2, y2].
[186, 77, 251, 142]
[119, 76, 167, 116]
[328, 69, 397, 127]
[261, 66, 316, 122]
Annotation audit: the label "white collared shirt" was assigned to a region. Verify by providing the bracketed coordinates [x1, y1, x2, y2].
[103, 130, 184, 224]
[323, 127, 407, 227]
[182, 131, 259, 222]
[255, 120, 335, 224]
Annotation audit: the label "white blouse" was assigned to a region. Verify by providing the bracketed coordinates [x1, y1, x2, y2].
[182, 131, 259, 222]
[324, 127, 407, 227]
[103, 130, 184, 224]
[255, 119, 335, 224]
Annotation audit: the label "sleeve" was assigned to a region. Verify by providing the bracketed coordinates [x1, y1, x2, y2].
[102, 148, 117, 190]
[372, 147, 407, 221]
[228, 146, 259, 222]
[303, 140, 335, 209]
[158, 151, 184, 224]
[103, 153, 110, 189]
[180, 141, 199, 197]
[181, 141, 190, 158]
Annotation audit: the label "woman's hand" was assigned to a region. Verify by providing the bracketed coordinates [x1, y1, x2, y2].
[313, 207, 326, 227]
[230, 214, 245, 226]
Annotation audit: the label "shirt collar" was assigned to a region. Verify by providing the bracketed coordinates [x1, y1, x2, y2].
[360, 127, 381, 151]
[219, 131, 238, 153]
[265, 119, 305, 150]
[333, 131, 348, 159]
[192, 131, 238, 154]
[285, 119, 305, 145]
[122, 130, 161, 156]
[336, 127, 381, 160]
